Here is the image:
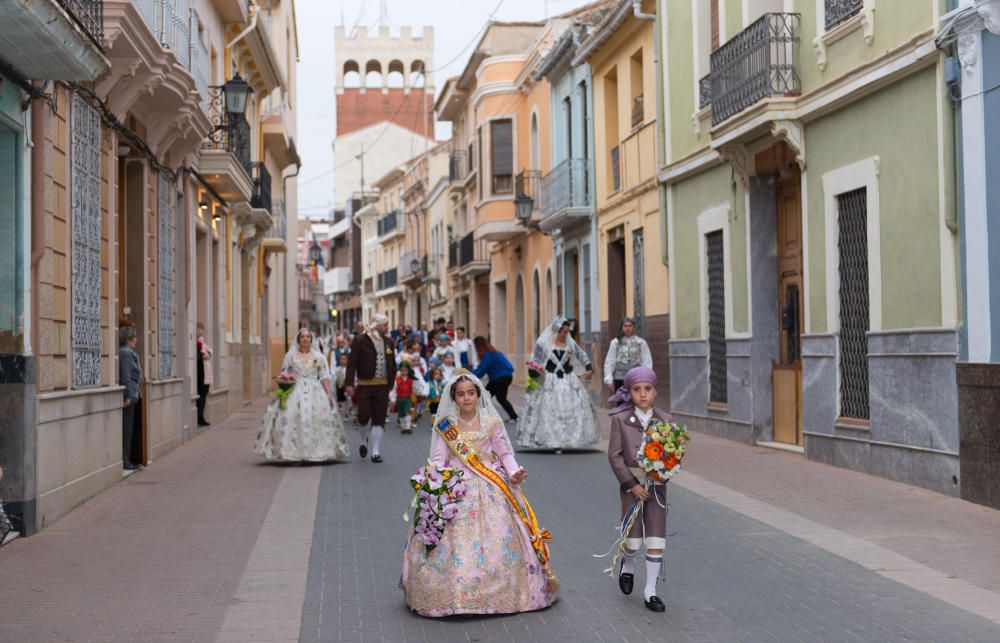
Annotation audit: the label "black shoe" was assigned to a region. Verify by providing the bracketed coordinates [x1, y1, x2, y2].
[618, 559, 634, 595]
[371, 454, 383, 463]
[644, 595, 665, 612]
[359, 443, 368, 458]
[198, 419, 210, 427]
[123, 462, 138, 471]
[401, 429, 413, 434]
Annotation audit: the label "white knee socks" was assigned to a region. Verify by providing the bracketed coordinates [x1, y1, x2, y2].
[644, 554, 662, 600]
[371, 425, 384, 456]
[621, 549, 636, 575]
[402, 415, 412, 431]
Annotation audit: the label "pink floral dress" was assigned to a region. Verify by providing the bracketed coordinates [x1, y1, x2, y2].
[400, 415, 559, 617]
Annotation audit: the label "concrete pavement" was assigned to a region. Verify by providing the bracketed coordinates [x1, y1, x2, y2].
[0, 394, 998, 642]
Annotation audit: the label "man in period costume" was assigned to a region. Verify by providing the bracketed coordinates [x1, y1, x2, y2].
[603, 317, 653, 395]
[345, 313, 396, 463]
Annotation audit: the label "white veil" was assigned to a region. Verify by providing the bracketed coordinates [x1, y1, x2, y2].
[535, 315, 582, 355]
[428, 369, 513, 458]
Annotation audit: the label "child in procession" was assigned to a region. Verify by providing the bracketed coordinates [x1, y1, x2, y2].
[606, 366, 672, 613]
[392, 361, 416, 434]
[440, 352, 456, 382]
[334, 353, 350, 412]
[427, 367, 444, 417]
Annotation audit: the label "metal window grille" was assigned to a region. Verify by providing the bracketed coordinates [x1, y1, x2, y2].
[157, 172, 175, 380]
[825, 0, 862, 30]
[632, 229, 645, 337]
[706, 231, 727, 404]
[56, 0, 104, 49]
[837, 188, 869, 420]
[71, 95, 103, 389]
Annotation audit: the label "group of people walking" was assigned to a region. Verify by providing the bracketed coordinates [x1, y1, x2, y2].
[253, 312, 666, 617]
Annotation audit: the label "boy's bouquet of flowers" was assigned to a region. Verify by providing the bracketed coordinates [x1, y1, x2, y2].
[406, 464, 469, 552]
[274, 371, 296, 410]
[525, 360, 545, 392]
[636, 418, 690, 482]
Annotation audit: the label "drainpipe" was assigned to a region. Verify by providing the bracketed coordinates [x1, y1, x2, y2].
[632, 0, 656, 21]
[281, 162, 300, 352]
[226, 3, 259, 51]
[30, 83, 47, 392]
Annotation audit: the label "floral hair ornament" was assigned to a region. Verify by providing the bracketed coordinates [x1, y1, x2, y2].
[608, 366, 658, 408]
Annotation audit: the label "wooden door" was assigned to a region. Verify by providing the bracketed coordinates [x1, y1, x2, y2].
[772, 166, 804, 445]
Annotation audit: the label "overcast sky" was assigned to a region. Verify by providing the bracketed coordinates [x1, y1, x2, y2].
[295, 0, 596, 219]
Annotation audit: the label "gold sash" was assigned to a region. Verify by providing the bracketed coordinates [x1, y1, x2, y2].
[435, 416, 553, 565]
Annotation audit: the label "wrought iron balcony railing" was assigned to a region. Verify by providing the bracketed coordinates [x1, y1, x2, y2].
[251, 162, 272, 212]
[203, 105, 253, 178]
[540, 158, 590, 220]
[57, 0, 104, 49]
[698, 74, 712, 109]
[377, 211, 399, 237]
[449, 151, 467, 182]
[709, 13, 801, 126]
[377, 268, 398, 290]
[825, 0, 862, 30]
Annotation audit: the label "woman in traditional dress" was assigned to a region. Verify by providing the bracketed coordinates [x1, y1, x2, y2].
[516, 316, 600, 450]
[255, 328, 350, 462]
[401, 370, 559, 617]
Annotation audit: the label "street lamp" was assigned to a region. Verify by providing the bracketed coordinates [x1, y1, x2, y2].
[410, 258, 421, 275]
[222, 73, 252, 117]
[514, 193, 534, 221]
[309, 243, 322, 265]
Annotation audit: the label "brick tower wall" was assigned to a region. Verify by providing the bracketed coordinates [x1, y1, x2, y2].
[336, 88, 435, 138]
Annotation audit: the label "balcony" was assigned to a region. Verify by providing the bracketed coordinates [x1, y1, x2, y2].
[377, 210, 404, 241]
[399, 251, 427, 288]
[376, 268, 399, 293]
[449, 151, 468, 183]
[618, 121, 657, 193]
[262, 198, 287, 254]
[709, 13, 801, 126]
[323, 267, 353, 296]
[458, 232, 490, 278]
[251, 162, 272, 212]
[539, 159, 592, 232]
[199, 106, 253, 202]
[0, 0, 109, 80]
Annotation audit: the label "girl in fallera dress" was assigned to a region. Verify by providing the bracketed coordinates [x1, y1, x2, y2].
[400, 370, 559, 617]
[255, 328, 350, 462]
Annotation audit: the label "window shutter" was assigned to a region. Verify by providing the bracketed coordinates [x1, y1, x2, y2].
[491, 120, 513, 178]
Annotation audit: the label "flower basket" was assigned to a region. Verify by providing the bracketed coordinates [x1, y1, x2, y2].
[406, 464, 468, 553]
[636, 418, 690, 482]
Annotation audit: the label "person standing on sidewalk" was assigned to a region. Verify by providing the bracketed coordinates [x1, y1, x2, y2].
[472, 336, 518, 422]
[452, 326, 477, 369]
[118, 325, 143, 471]
[196, 322, 213, 427]
[603, 317, 653, 395]
[345, 313, 396, 463]
[607, 366, 671, 613]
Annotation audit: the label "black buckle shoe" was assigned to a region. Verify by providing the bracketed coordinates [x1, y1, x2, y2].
[371, 454, 383, 463]
[618, 558, 634, 595]
[359, 443, 368, 459]
[644, 595, 665, 612]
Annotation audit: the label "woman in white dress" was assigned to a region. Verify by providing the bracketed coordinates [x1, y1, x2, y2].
[516, 316, 600, 450]
[255, 328, 350, 462]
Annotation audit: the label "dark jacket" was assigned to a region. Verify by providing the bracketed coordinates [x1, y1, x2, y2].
[119, 345, 142, 402]
[346, 333, 397, 385]
[607, 405, 672, 492]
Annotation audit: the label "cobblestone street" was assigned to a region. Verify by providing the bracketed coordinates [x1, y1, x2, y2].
[1, 395, 998, 642]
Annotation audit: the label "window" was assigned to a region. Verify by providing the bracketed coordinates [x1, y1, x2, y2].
[582, 243, 591, 334]
[579, 81, 590, 201]
[611, 146, 621, 192]
[837, 187, 869, 420]
[706, 230, 727, 404]
[157, 173, 175, 379]
[0, 123, 22, 354]
[490, 119, 513, 194]
[563, 96, 573, 161]
[630, 48, 644, 127]
[476, 127, 483, 194]
[603, 68, 619, 195]
[70, 94, 102, 389]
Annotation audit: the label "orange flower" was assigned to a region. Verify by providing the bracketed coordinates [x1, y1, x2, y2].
[644, 443, 663, 460]
[663, 455, 679, 470]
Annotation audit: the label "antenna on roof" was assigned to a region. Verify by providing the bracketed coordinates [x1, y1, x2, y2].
[379, 0, 389, 27]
